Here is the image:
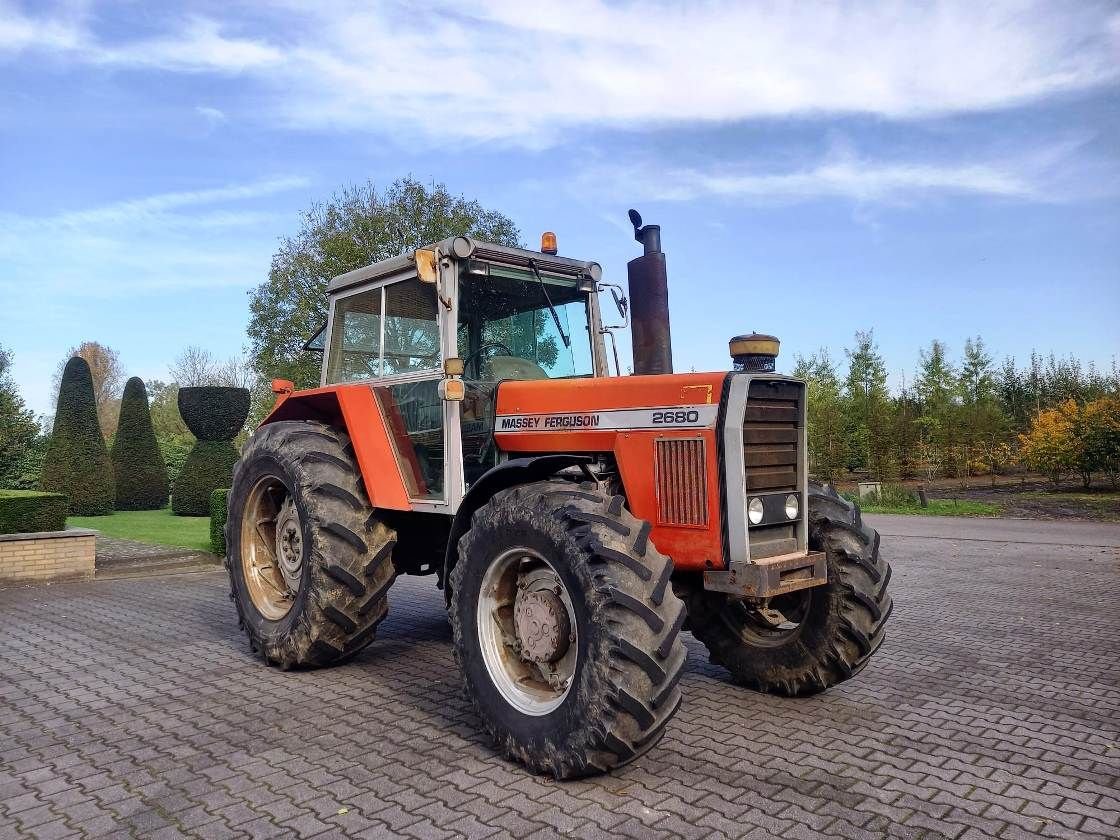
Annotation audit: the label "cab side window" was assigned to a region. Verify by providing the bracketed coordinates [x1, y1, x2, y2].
[326, 289, 382, 383]
[325, 278, 440, 384]
[382, 278, 440, 375]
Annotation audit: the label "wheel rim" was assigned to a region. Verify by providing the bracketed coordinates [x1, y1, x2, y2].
[720, 589, 812, 648]
[477, 547, 578, 716]
[239, 476, 301, 621]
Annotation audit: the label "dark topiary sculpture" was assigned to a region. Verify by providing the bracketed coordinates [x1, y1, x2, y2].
[110, 377, 170, 510]
[171, 387, 249, 516]
[41, 356, 115, 515]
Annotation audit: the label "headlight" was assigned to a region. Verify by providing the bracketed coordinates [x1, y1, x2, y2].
[748, 497, 764, 525]
[785, 494, 799, 520]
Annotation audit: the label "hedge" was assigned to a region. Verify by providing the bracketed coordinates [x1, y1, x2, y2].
[0, 490, 68, 534]
[210, 488, 230, 555]
[40, 356, 115, 515]
[172, 441, 240, 516]
[110, 377, 170, 510]
[178, 387, 250, 442]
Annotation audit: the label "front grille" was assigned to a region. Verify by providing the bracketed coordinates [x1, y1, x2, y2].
[655, 438, 708, 526]
[743, 380, 800, 493]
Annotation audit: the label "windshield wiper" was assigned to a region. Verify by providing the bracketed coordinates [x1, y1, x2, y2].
[527, 258, 571, 348]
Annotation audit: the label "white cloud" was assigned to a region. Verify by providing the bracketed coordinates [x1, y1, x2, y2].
[0, 176, 309, 296]
[3, 1, 1117, 144]
[572, 136, 1114, 206]
[0, 1, 84, 53]
[90, 17, 283, 73]
[195, 105, 227, 127]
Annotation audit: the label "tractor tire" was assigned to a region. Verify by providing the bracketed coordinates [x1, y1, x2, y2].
[685, 482, 892, 696]
[225, 420, 396, 669]
[450, 479, 686, 779]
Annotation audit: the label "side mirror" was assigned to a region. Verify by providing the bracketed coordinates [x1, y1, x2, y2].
[415, 248, 438, 284]
[610, 287, 629, 321]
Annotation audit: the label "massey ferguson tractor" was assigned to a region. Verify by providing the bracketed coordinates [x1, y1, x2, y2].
[225, 211, 892, 778]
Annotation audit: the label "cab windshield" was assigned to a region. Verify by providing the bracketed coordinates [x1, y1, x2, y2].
[457, 266, 594, 381]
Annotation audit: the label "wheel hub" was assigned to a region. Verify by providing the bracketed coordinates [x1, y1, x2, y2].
[274, 497, 303, 592]
[477, 548, 579, 716]
[514, 588, 571, 664]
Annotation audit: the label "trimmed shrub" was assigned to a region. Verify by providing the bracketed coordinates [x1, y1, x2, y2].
[210, 488, 230, 555]
[0, 490, 68, 534]
[172, 387, 248, 517]
[172, 441, 240, 516]
[178, 387, 250, 442]
[41, 356, 115, 515]
[110, 377, 170, 510]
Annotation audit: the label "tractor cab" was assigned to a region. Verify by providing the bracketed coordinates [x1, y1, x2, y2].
[314, 237, 611, 502]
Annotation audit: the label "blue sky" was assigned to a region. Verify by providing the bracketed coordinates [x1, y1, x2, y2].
[1, 0, 1118, 416]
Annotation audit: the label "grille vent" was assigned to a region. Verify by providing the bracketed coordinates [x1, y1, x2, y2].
[656, 438, 708, 526]
[743, 380, 800, 493]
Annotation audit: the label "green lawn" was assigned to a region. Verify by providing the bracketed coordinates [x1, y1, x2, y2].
[853, 498, 1003, 517]
[68, 507, 212, 552]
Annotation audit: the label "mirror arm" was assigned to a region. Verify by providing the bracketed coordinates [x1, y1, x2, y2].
[600, 328, 622, 376]
[595, 282, 629, 377]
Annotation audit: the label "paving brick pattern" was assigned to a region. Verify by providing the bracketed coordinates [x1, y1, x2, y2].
[1, 529, 1118, 839]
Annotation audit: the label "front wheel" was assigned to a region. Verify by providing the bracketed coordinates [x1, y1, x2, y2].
[450, 479, 687, 779]
[686, 482, 892, 696]
[225, 421, 397, 668]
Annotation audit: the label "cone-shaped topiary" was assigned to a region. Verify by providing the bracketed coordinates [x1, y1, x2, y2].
[110, 377, 169, 510]
[171, 387, 249, 516]
[41, 356, 115, 515]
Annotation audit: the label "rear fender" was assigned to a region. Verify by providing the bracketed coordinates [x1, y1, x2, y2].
[441, 454, 592, 604]
[260, 385, 412, 511]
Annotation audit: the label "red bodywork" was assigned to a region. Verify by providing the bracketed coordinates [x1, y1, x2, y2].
[262, 372, 729, 572]
[494, 374, 726, 571]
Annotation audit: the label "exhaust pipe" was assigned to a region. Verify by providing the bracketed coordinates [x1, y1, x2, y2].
[626, 209, 673, 375]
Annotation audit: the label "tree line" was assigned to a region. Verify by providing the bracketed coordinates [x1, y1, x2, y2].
[794, 331, 1119, 487]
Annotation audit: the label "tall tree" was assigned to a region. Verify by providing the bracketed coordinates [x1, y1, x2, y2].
[996, 356, 1031, 426]
[52, 341, 124, 438]
[913, 339, 959, 474]
[959, 336, 1007, 476]
[41, 357, 115, 515]
[247, 177, 521, 393]
[843, 330, 893, 477]
[169, 346, 219, 387]
[794, 349, 845, 482]
[0, 346, 40, 488]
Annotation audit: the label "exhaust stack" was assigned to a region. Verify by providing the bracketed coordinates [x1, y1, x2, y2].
[626, 209, 673, 375]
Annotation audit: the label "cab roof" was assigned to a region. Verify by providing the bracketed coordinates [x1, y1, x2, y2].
[327, 237, 602, 295]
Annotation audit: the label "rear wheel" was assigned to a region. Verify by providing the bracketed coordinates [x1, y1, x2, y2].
[225, 421, 397, 668]
[450, 479, 686, 779]
[686, 482, 892, 696]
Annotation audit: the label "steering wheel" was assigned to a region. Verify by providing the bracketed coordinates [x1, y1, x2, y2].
[462, 341, 514, 376]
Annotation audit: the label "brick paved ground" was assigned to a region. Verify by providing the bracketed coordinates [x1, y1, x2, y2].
[1, 519, 1118, 839]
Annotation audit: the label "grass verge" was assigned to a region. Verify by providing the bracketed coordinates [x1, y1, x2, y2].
[852, 498, 1003, 517]
[67, 507, 212, 552]
[841, 486, 1002, 517]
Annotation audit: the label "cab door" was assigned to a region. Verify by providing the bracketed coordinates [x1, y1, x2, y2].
[326, 271, 454, 511]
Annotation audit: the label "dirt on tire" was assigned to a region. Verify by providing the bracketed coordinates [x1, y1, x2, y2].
[225, 420, 397, 669]
[686, 482, 892, 696]
[450, 478, 686, 779]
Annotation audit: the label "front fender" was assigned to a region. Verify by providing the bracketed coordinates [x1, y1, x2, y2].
[441, 454, 592, 604]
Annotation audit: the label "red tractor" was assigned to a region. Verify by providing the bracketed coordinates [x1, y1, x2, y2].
[225, 212, 892, 778]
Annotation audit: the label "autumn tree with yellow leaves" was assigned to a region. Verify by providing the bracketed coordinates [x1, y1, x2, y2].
[1019, 397, 1120, 488]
